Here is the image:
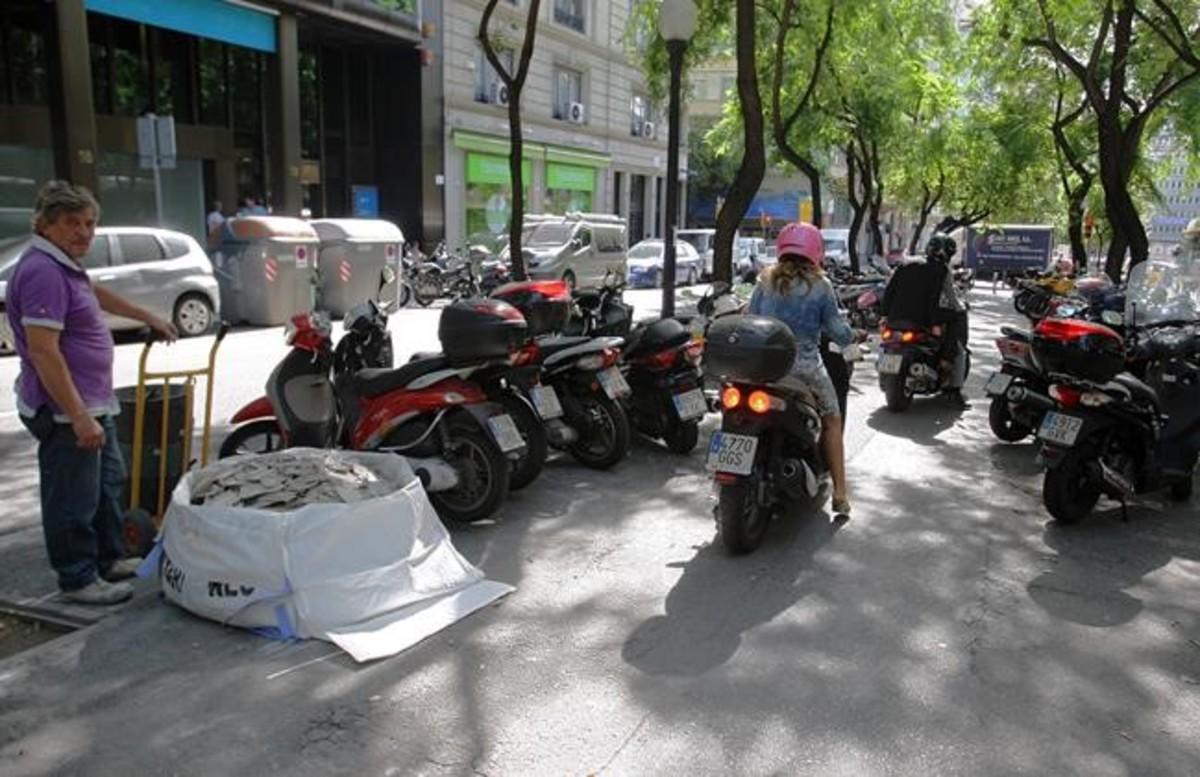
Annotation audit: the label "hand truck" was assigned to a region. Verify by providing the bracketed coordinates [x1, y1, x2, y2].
[123, 324, 229, 555]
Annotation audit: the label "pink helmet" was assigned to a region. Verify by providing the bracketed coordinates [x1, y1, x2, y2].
[775, 222, 824, 267]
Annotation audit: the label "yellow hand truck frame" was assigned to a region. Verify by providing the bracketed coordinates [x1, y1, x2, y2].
[123, 324, 229, 555]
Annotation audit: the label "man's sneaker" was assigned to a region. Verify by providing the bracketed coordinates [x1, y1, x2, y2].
[61, 579, 134, 606]
[101, 557, 144, 582]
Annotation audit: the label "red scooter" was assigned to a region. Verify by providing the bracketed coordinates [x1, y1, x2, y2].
[221, 301, 527, 523]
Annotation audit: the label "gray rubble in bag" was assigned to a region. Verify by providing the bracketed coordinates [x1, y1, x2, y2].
[190, 451, 397, 511]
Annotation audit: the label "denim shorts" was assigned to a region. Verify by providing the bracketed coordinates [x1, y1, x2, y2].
[777, 364, 841, 418]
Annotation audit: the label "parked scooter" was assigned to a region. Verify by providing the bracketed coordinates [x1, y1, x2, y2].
[1034, 256, 1200, 523]
[705, 315, 831, 555]
[220, 300, 528, 523]
[489, 280, 633, 474]
[983, 325, 1050, 442]
[551, 272, 707, 453]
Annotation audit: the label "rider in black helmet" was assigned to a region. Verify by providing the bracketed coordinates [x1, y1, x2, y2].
[880, 233, 969, 408]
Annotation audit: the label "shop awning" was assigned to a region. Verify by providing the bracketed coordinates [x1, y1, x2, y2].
[86, 0, 278, 53]
[453, 130, 546, 160]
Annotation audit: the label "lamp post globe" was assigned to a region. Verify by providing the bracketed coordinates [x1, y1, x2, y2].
[657, 0, 696, 318]
[658, 0, 698, 42]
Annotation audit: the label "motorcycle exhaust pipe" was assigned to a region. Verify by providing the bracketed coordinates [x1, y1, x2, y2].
[407, 457, 461, 492]
[779, 458, 818, 500]
[1005, 385, 1056, 411]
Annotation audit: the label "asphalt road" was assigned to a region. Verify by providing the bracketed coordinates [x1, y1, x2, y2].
[0, 285, 1198, 776]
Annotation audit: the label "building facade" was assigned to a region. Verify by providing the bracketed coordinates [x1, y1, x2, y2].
[1147, 135, 1198, 258]
[437, 0, 683, 250]
[0, 0, 434, 246]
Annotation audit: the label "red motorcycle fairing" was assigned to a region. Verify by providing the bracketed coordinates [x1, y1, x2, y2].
[230, 395, 275, 424]
[351, 376, 489, 450]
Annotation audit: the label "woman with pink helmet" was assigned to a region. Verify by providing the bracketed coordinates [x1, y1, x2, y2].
[747, 221, 855, 515]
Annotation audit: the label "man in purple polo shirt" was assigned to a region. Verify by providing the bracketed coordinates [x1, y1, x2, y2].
[8, 181, 177, 605]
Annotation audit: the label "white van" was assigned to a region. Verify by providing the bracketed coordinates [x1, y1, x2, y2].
[522, 213, 627, 290]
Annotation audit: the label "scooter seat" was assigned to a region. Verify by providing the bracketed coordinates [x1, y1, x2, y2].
[1109, 373, 1160, 409]
[534, 335, 592, 357]
[352, 355, 451, 398]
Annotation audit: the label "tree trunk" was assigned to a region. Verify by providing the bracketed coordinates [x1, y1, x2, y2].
[1066, 191, 1088, 271]
[779, 149, 822, 228]
[712, 0, 766, 284]
[507, 96, 528, 281]
[866, 142, 883, 259]
[846, 146, 865, 275]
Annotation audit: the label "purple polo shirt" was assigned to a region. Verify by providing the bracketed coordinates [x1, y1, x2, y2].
[7, 236, 117, 420]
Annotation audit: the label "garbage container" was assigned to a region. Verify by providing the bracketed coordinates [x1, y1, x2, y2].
[115, 384, 188, 515]
[311, 219, 404, 317]
[214, 217, 320, 326]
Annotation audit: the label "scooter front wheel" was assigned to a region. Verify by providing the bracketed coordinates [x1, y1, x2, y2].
[429, 418, 511, 523]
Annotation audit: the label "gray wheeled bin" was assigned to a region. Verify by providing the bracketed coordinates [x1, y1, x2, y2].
[311, 219, 404, 317]
[213, 217, 320, 326]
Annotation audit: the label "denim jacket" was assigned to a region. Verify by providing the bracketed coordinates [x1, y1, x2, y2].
[748, 275, 854, 371]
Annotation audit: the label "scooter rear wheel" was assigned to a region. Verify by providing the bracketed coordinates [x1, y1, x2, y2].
[988, 396, 1033, 442]
[567, 393, 630, 469]
[882, 372, 912, 412]
[498, 392, 548, 491]
[662, 419, 699, 455]
[1043, 450, 1100, 524]
[717, 477, 767, 555]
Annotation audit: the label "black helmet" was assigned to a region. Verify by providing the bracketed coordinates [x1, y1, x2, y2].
[926, 234, 957, 264]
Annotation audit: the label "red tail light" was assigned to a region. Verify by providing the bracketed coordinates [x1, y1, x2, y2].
[747, 390, 772, 414]
[881, 327, 893, 341]
[721, 386, 742, 410]
[684, 340, 704, 363]
[638, 348, 678, 370]
[601, 347, 621, 368]
[1051, 384, 1083, 408]
[714, 472, 741, 485]
[512, 343, 540, 366]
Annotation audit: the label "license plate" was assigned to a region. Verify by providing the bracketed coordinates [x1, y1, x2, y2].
[877, 353, 903, 375]
[706, 432, 759, 475]
[1038, 411, 1084, 447]
[529, 384, 563, 419]
[672, 388, 708, 420]
[487, 414, 525, 453]
[984, 371, 1014, 397]
[597, 366, 631, 399]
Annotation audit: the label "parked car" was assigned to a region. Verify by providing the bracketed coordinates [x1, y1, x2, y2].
[0, 227, 221, 354]
[625, 239, 703, 288]
[523, 213, 628, 290]
[736, 236, 770, 280]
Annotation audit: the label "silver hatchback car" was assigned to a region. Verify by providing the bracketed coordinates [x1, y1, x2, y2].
[0, 227, 221, 353]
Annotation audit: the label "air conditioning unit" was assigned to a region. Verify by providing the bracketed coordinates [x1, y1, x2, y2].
[490, 81, 510, 106]
[568, 101, 586, 124]
[641, 121, 656, 139]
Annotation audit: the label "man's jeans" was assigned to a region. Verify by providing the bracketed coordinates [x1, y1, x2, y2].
[22, 409, 126, 591]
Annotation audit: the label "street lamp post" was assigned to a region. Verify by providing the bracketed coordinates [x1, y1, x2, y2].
[658, 0, 697, 319]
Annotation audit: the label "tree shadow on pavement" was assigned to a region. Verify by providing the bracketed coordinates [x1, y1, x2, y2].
[866, 399, 968, 448]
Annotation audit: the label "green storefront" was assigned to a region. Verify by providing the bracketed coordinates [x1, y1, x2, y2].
[453, 130, 609, 245]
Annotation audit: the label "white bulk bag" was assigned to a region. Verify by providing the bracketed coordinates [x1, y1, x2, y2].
[144, 449, 512, 662]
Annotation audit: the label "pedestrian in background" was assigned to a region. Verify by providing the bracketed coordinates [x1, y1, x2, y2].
[206, 200, 225, 249]
[6, 181, 178, 605]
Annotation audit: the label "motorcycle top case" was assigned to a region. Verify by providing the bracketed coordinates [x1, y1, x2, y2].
[438, 298, 529, 366]
[491, 280, 571, 336]
[1031, 317, 1124, 383]
[704, 314, 797, 383]
[626, 317, 692, 360]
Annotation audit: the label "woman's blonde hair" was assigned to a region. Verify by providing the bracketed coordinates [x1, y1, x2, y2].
[766, 254, 824, 296]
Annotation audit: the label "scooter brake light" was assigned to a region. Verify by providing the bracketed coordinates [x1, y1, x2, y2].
[881, 327, 894, 341]
[721, 386, 742, 410]
[639, 348, 678, 370]
[747, 390, 786, 414]
[1050, 384, 1083, 408]
[684, 341, 705, 363]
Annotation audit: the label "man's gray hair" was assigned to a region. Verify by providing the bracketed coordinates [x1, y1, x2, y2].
[32, 180, 101, 231]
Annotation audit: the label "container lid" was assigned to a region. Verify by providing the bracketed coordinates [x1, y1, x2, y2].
[222, 217, 318, 242]
[310, 218, 404, 243]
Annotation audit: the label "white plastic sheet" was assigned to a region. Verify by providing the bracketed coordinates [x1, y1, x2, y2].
[145, 449, 513, 662]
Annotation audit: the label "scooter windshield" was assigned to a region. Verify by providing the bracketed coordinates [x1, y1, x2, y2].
[1125, 252, 1200, 327]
